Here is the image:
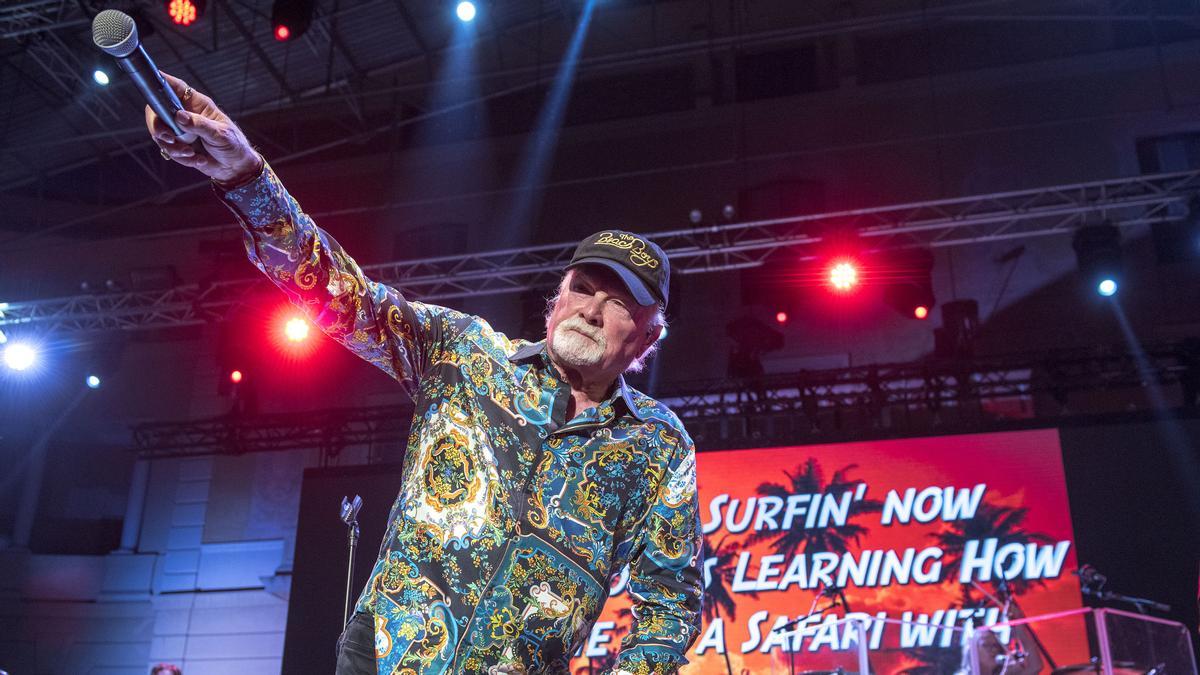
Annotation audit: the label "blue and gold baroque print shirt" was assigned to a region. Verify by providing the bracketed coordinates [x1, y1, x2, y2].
[219, 164, 703, 675]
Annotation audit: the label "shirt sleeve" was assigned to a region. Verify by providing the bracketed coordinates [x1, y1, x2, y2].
[611, 437, 704, 674]
[217, 161, 470, 385]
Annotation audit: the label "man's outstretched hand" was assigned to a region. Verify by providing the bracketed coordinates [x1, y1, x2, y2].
[146, 71, 263, 186]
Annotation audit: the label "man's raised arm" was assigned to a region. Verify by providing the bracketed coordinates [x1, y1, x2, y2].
[146, 72, 465, 383]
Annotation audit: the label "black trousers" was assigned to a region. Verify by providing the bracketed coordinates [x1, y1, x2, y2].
[335, 611, 376, 675]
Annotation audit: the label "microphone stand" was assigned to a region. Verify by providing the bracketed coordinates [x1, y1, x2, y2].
[340, 495, 363, 626]
[1081, 586, 1172, 614]
[776, 586, 847, 675]
[997, 581, 1058, 672]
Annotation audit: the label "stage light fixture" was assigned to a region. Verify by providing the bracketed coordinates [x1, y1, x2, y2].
[284, 317, 310, 342]
[456, 1, 477, 22]
[86, 375, 102, 389]
[230, 369, 244, 384]
[775, 311, 789, 325]
[93, 69, 110, 86]
[1073, 223, 1122, 298]
[828, 260, 859, 292]
[882, 248, 936, 320]
[272, 0, 315, 41]
[934, 299, 980, 359]
[3, 343, 36, 371]
[166, 0, 205, 26]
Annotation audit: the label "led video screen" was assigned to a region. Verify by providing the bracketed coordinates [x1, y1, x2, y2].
[573, 429, 1084, 673]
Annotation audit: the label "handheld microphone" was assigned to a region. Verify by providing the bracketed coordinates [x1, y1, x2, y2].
[91, 9, 197, 143]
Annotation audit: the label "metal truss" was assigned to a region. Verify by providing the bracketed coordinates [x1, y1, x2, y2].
[656, 344, 1188, 421]
[133, 404, 412, 459]
[4, 169, 1198, 334]
[130, 341, 1197, 459]
[0, 1, 87, 40]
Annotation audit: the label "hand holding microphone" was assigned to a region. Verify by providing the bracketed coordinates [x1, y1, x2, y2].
[143, 72, 263, 185]
[92, 10, 262, 185]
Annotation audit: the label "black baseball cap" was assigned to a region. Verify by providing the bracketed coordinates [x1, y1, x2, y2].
[566, 230, 670, 308]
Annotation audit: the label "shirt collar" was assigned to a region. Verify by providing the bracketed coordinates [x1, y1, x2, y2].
[509, 341, 647, 421]
[612, 374, 646, 421]
[509, 341, 545, 363]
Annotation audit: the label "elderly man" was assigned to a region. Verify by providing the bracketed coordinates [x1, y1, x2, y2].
[147, 74, 702, 674]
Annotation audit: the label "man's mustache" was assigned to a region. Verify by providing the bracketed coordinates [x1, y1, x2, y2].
[559, 318, 605, 344]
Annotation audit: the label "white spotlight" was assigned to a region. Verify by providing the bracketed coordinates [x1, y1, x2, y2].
[93, 69, 110, 86]
[456, 1, 476, 22]
[284, 317, 310, 342]
[4, 343, 36, 371]
[86, 375, 102, 389]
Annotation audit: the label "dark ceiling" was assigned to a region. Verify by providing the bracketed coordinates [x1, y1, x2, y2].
[2, 0, 1199, 242]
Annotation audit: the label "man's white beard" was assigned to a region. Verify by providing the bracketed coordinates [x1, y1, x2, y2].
[550, 317, 607, 368]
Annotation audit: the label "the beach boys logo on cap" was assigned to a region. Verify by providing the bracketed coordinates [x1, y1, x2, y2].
[567, 229, 670, 307]
[595, 231, 660, 269]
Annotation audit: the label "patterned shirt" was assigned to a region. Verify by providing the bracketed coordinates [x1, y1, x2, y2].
[219, 164, 703, 674]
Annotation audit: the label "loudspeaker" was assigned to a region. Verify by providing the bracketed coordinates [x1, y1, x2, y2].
[281, 463, 405, 674]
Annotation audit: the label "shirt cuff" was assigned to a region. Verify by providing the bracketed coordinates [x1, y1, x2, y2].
[211, 153, 267, 193]
[213, 158, 286, 230]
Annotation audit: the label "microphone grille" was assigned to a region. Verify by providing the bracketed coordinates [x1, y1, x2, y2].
[92, 10, 138, 58]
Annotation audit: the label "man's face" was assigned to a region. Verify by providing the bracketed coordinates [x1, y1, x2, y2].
[546, 266, 659, 379]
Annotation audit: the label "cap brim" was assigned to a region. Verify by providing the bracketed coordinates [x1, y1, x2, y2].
[566, 258, 658, 306]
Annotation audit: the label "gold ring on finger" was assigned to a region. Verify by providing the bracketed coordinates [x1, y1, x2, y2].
[160, 147, 171, 160]
[182, 86, 193, 102]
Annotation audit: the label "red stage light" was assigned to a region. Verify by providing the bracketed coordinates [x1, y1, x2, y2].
[271, 0, 314, 41]
[230, 370, 243, 384]
[775, 311, 789, 325]
[166, 0, 202, 26]
[828, 260, 859, 292]
[914, 305, 929, 320]
[270, 306, 321, 360]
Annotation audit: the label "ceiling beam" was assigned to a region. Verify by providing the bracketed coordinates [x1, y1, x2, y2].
[389, 0, 434, 79]
[4, 169, 1198, 332]
[23, 35, 167, 189]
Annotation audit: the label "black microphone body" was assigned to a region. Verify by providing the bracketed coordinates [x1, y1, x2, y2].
[92, 10, 198, 143]
[119, 44, 194, 140]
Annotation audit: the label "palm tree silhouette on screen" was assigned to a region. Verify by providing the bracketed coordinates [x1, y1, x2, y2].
[702, 533, 753, 675]
[750, 459, 884, 558]
[931, 501, 1055, 604]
